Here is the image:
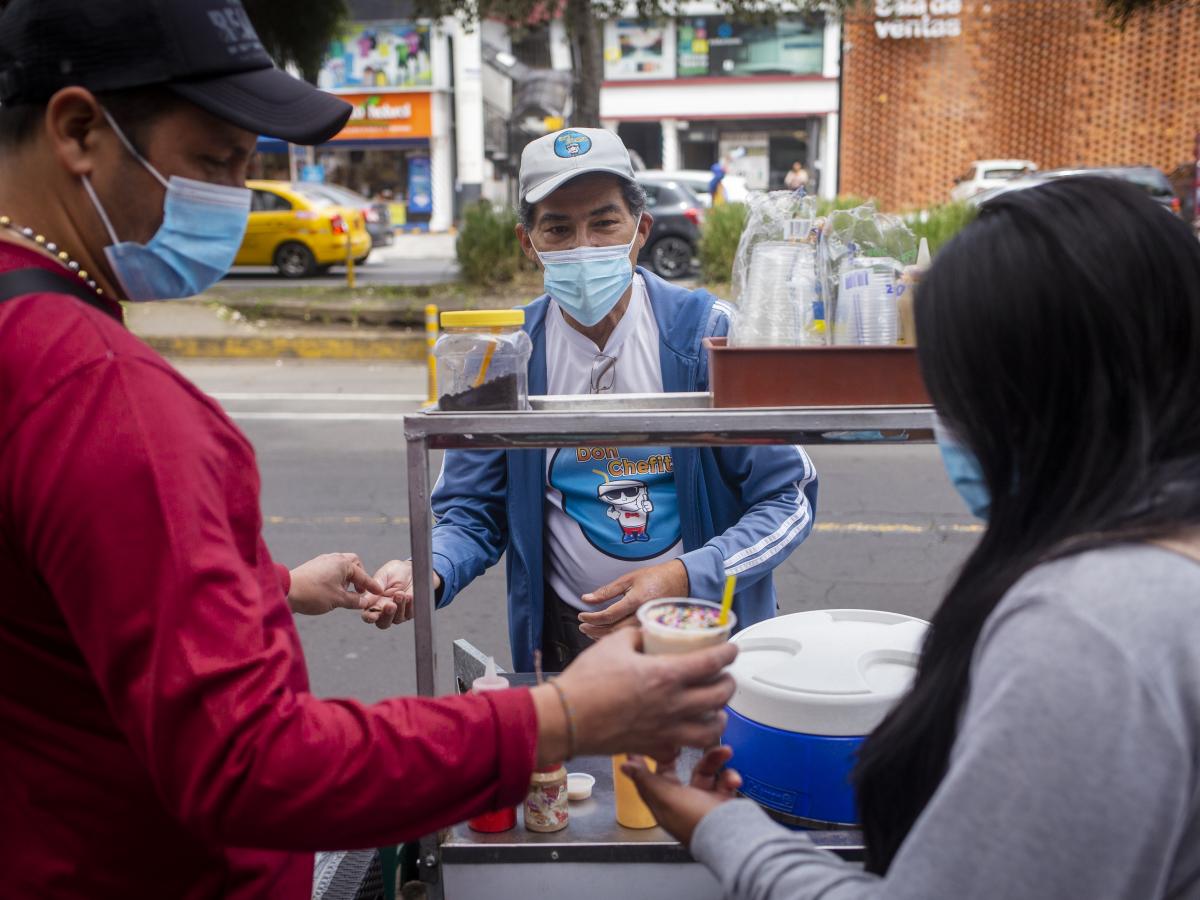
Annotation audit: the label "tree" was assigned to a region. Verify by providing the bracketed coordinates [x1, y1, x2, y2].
[244, 0, 350, 82]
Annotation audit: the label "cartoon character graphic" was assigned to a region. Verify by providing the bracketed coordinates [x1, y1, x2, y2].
[597, 479, 654, 543]
[553, 130, 593, 159]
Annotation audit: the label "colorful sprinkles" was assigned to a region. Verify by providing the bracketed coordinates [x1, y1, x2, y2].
[649, 602, 722, 630]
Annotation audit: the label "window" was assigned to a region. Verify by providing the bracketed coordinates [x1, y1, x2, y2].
[677, 16, 824, 78]
[252, 190, 294, 213]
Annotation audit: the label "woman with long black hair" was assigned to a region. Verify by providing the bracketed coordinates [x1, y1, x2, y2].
[625, 177, 1200, 898]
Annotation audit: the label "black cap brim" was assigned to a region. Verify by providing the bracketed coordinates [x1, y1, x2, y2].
[168, 66, 352, 145]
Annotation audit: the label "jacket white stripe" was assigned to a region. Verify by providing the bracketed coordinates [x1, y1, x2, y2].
[725, 503, 812, 577]
[721, 447, 816, 570]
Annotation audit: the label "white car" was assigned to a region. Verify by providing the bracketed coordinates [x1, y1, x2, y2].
[950, 159, 1038, 203]
[640, 169, 750, 207]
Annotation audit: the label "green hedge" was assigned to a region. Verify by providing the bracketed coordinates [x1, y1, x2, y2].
[456, 201, 530, 286]
[699, 202, 749, 284]
[698, 196, 976, 283]
[903, 202, 978, 254]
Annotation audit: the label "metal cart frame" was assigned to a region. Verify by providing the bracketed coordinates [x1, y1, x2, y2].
[402, 398, 934, 897]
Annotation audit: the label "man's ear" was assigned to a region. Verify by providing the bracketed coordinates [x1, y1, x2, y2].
[44, 87, 108, 179]
[516, 222, 542, 267]
[634, 211, 653, 252]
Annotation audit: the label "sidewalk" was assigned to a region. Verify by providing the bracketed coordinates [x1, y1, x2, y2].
[126, 300, 428, 361]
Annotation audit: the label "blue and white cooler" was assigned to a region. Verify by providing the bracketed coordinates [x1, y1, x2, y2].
[724, 609, 928, 828]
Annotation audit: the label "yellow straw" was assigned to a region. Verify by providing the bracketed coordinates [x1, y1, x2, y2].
[472, 329, 500, 389]
[718, 574, 736, 625]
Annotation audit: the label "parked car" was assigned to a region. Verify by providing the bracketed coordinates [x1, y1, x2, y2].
[634, 175, 705, 280]
[639, 169, 750, 207]
[969, 166, 1182, 216]
[290, 182, 394, 248]
[234, 180, 372, 278]
[950, 159, 1039, 202]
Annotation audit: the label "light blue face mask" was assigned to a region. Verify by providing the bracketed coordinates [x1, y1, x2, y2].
[533, 226, 639, 327]
[933, 416, 991, 520]
[81, 110, 251, 301]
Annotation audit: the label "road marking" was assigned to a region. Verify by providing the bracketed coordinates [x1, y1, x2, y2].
[213, 392, 424, 402]
[261, 514, 983, 535]
[230, 412, 408, 422]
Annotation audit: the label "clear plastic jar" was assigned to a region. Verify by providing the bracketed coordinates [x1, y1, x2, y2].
[435, 310, 532, 411]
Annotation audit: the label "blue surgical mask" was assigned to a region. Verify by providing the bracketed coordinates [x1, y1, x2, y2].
[81, 110, 251, 301]
[933, 416, 991, 520]
[533, 227, 639, 327]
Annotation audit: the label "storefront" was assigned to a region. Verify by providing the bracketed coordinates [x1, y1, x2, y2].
[253, 19, 454, 231]
[598, 11, 842, 197]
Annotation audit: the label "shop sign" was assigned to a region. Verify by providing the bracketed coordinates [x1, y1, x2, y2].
[328, 92, 433, 141]
[318, 21, 433, 90]
[874, 0, 963, 40]
[604, 19, 671, 80]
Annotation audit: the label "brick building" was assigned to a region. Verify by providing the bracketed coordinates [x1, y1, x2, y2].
[839, 0, 1200, 210]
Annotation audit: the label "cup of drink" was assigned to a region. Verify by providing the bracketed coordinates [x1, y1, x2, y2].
[612, 599, 737, 830]
[636, 598, 737, 655]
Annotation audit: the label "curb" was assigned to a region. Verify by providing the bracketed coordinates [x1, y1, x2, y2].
[141, 334, 427, 361]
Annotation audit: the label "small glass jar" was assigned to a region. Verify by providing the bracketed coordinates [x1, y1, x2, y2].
[524, 764, 568, 833]
[435, 310, 532, 411]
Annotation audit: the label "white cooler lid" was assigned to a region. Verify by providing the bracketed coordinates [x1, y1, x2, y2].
[728, 609, 928, 736]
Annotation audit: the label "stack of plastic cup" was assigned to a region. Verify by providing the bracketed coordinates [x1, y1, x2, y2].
[856, 267, 900, 345]
[730, 242, 807, 347]
[833, 258, 866, 345]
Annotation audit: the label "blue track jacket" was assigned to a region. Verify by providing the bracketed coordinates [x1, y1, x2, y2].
[430, 269, 818, 670]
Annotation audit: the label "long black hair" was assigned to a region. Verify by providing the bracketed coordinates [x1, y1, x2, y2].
[853, 177, 1200, 874]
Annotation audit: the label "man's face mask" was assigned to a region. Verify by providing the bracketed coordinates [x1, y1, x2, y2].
[531, 221, 640, 327]
[81, 109, 251, 301]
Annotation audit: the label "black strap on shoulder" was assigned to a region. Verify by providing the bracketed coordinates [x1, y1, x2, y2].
[0, 267, 120, 322]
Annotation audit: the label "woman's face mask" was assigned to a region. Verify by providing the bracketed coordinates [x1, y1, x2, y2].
[531, 221, 640, 327]
[81, 109, 251, 301]
[933, 415, 991, 520]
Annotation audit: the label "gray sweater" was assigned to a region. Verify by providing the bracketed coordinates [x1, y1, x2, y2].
[692, 544, 1200, 899]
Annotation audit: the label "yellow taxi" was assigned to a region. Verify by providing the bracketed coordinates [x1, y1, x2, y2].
[234, 180, 372, 278]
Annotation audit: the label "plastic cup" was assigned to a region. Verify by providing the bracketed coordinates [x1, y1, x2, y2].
[637, 598, 737, 656]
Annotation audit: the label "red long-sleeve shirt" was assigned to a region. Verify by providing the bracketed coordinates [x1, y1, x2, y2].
[0, 243, 538, 897]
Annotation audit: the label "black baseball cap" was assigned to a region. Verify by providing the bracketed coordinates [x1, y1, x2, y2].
[0, 0, 351, 145]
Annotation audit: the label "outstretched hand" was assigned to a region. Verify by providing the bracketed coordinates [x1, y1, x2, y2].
[577, 559, 689, 640]
[623, 746, 742, 847]
[288, 553, 388, 616]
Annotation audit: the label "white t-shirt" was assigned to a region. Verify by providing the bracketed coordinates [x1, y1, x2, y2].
[544, 276, 684, 611]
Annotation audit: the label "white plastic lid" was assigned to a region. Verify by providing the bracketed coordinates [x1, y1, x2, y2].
[727, 609, 928, 736]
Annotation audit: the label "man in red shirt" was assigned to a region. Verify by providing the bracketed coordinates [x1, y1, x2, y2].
[0, 2, 737, 897]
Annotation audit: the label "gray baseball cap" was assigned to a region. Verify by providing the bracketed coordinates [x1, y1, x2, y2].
[519, 128, 636, 204]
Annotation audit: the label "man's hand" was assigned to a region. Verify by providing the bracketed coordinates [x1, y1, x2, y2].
[288, 553, 387, 616]
[622, 746, 741, 847]
[359, 559, 443, 630]
[577, 558, 689, 640]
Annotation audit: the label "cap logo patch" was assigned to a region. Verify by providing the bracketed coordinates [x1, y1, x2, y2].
[554, 130, 592, 159]
[208, 3, 263, 56]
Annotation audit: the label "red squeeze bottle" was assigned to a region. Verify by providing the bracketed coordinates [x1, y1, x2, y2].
[467, 657, 518, 833]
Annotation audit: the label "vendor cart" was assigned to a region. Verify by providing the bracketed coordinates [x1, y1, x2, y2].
[402, 395, 934, 899]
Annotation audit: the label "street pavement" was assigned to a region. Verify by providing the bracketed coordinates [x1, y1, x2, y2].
[176, 359, 980, 703]
[218, 233, 460, 290]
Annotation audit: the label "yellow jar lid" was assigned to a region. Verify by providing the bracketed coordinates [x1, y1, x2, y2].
[440, 309, 525, 328]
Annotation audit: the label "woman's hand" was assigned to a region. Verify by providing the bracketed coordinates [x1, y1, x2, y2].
[531, 628, 737, 765]
[287, 553, 387, 616]
[358, 558, 443, 629]
[623, 746, 742, 847]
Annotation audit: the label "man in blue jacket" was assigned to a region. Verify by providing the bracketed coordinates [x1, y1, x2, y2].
[365, 128, 817, 671]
